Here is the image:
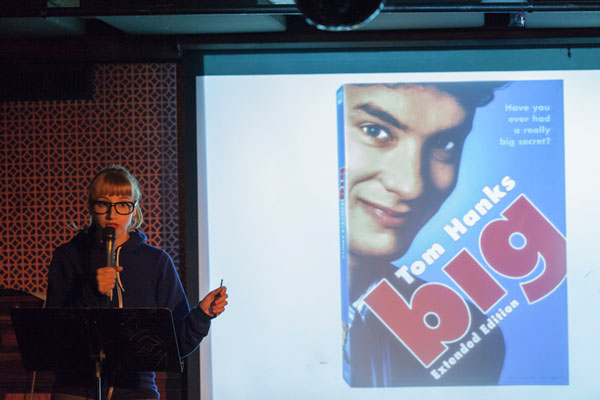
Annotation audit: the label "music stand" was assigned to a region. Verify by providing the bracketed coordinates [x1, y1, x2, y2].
[10, 307, 183, 400]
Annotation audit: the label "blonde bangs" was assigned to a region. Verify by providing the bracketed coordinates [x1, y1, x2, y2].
[91, 178, 133, 200]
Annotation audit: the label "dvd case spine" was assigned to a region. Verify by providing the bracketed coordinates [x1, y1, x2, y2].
[336, 86, 351, 383]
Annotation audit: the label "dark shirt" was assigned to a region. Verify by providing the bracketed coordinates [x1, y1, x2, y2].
[46, 227, 212, 399]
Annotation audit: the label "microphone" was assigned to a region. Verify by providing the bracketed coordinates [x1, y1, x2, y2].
[102, 227, 116, 269]
[102, 227, 116, 306]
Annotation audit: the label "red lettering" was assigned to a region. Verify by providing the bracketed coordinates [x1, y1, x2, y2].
[363, 194, 565, 367]
[363, 279, 470, 367]
[443, 250, 507, 313]
[480, 195, 566, 303]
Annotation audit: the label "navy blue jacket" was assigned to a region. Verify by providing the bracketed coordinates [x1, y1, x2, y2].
[46, 226, 211, 399]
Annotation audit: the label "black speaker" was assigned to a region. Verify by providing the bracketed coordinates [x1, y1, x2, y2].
[295, 0, 384, 31]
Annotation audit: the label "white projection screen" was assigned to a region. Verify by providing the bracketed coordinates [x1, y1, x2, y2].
[190, 48, 600, 400]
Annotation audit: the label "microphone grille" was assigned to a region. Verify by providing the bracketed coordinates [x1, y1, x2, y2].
[102, 226, 116, 241]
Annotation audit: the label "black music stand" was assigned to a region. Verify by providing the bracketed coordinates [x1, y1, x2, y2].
[10, 307, 182, 400]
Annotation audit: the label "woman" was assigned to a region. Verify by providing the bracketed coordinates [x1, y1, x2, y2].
[46, 165, 227, 400]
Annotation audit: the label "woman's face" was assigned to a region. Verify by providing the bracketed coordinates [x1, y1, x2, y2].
[90, 193, 136, 246]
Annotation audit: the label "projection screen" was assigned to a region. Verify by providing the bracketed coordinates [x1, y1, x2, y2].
[190, 47, 600, 400]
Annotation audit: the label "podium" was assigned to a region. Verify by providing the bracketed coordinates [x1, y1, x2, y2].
[10, 307, 182, 400]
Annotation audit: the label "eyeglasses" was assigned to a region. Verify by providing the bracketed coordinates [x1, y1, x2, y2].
[91, 201, 136, 215]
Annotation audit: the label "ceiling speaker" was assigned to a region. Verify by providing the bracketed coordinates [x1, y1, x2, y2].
[295, 0, 385, 31]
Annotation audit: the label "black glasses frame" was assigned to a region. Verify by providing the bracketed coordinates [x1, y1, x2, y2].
[91, 201, 136, 215]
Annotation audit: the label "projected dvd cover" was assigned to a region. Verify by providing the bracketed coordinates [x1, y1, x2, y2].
[337, 80, 567, 387]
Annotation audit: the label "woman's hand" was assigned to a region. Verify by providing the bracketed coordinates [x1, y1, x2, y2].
[96, 266, 123, 295]
[199, 286, 228, 317]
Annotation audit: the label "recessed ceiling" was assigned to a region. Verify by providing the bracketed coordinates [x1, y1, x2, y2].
[96, 15, 287, 35]
[2, 1, 600, 63]
[1, 1, 600, 39]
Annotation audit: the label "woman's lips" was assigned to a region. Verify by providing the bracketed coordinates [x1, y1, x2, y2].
[359, 199, 410, 228]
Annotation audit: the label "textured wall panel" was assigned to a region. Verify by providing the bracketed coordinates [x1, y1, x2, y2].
[0, 63, 179, 295]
